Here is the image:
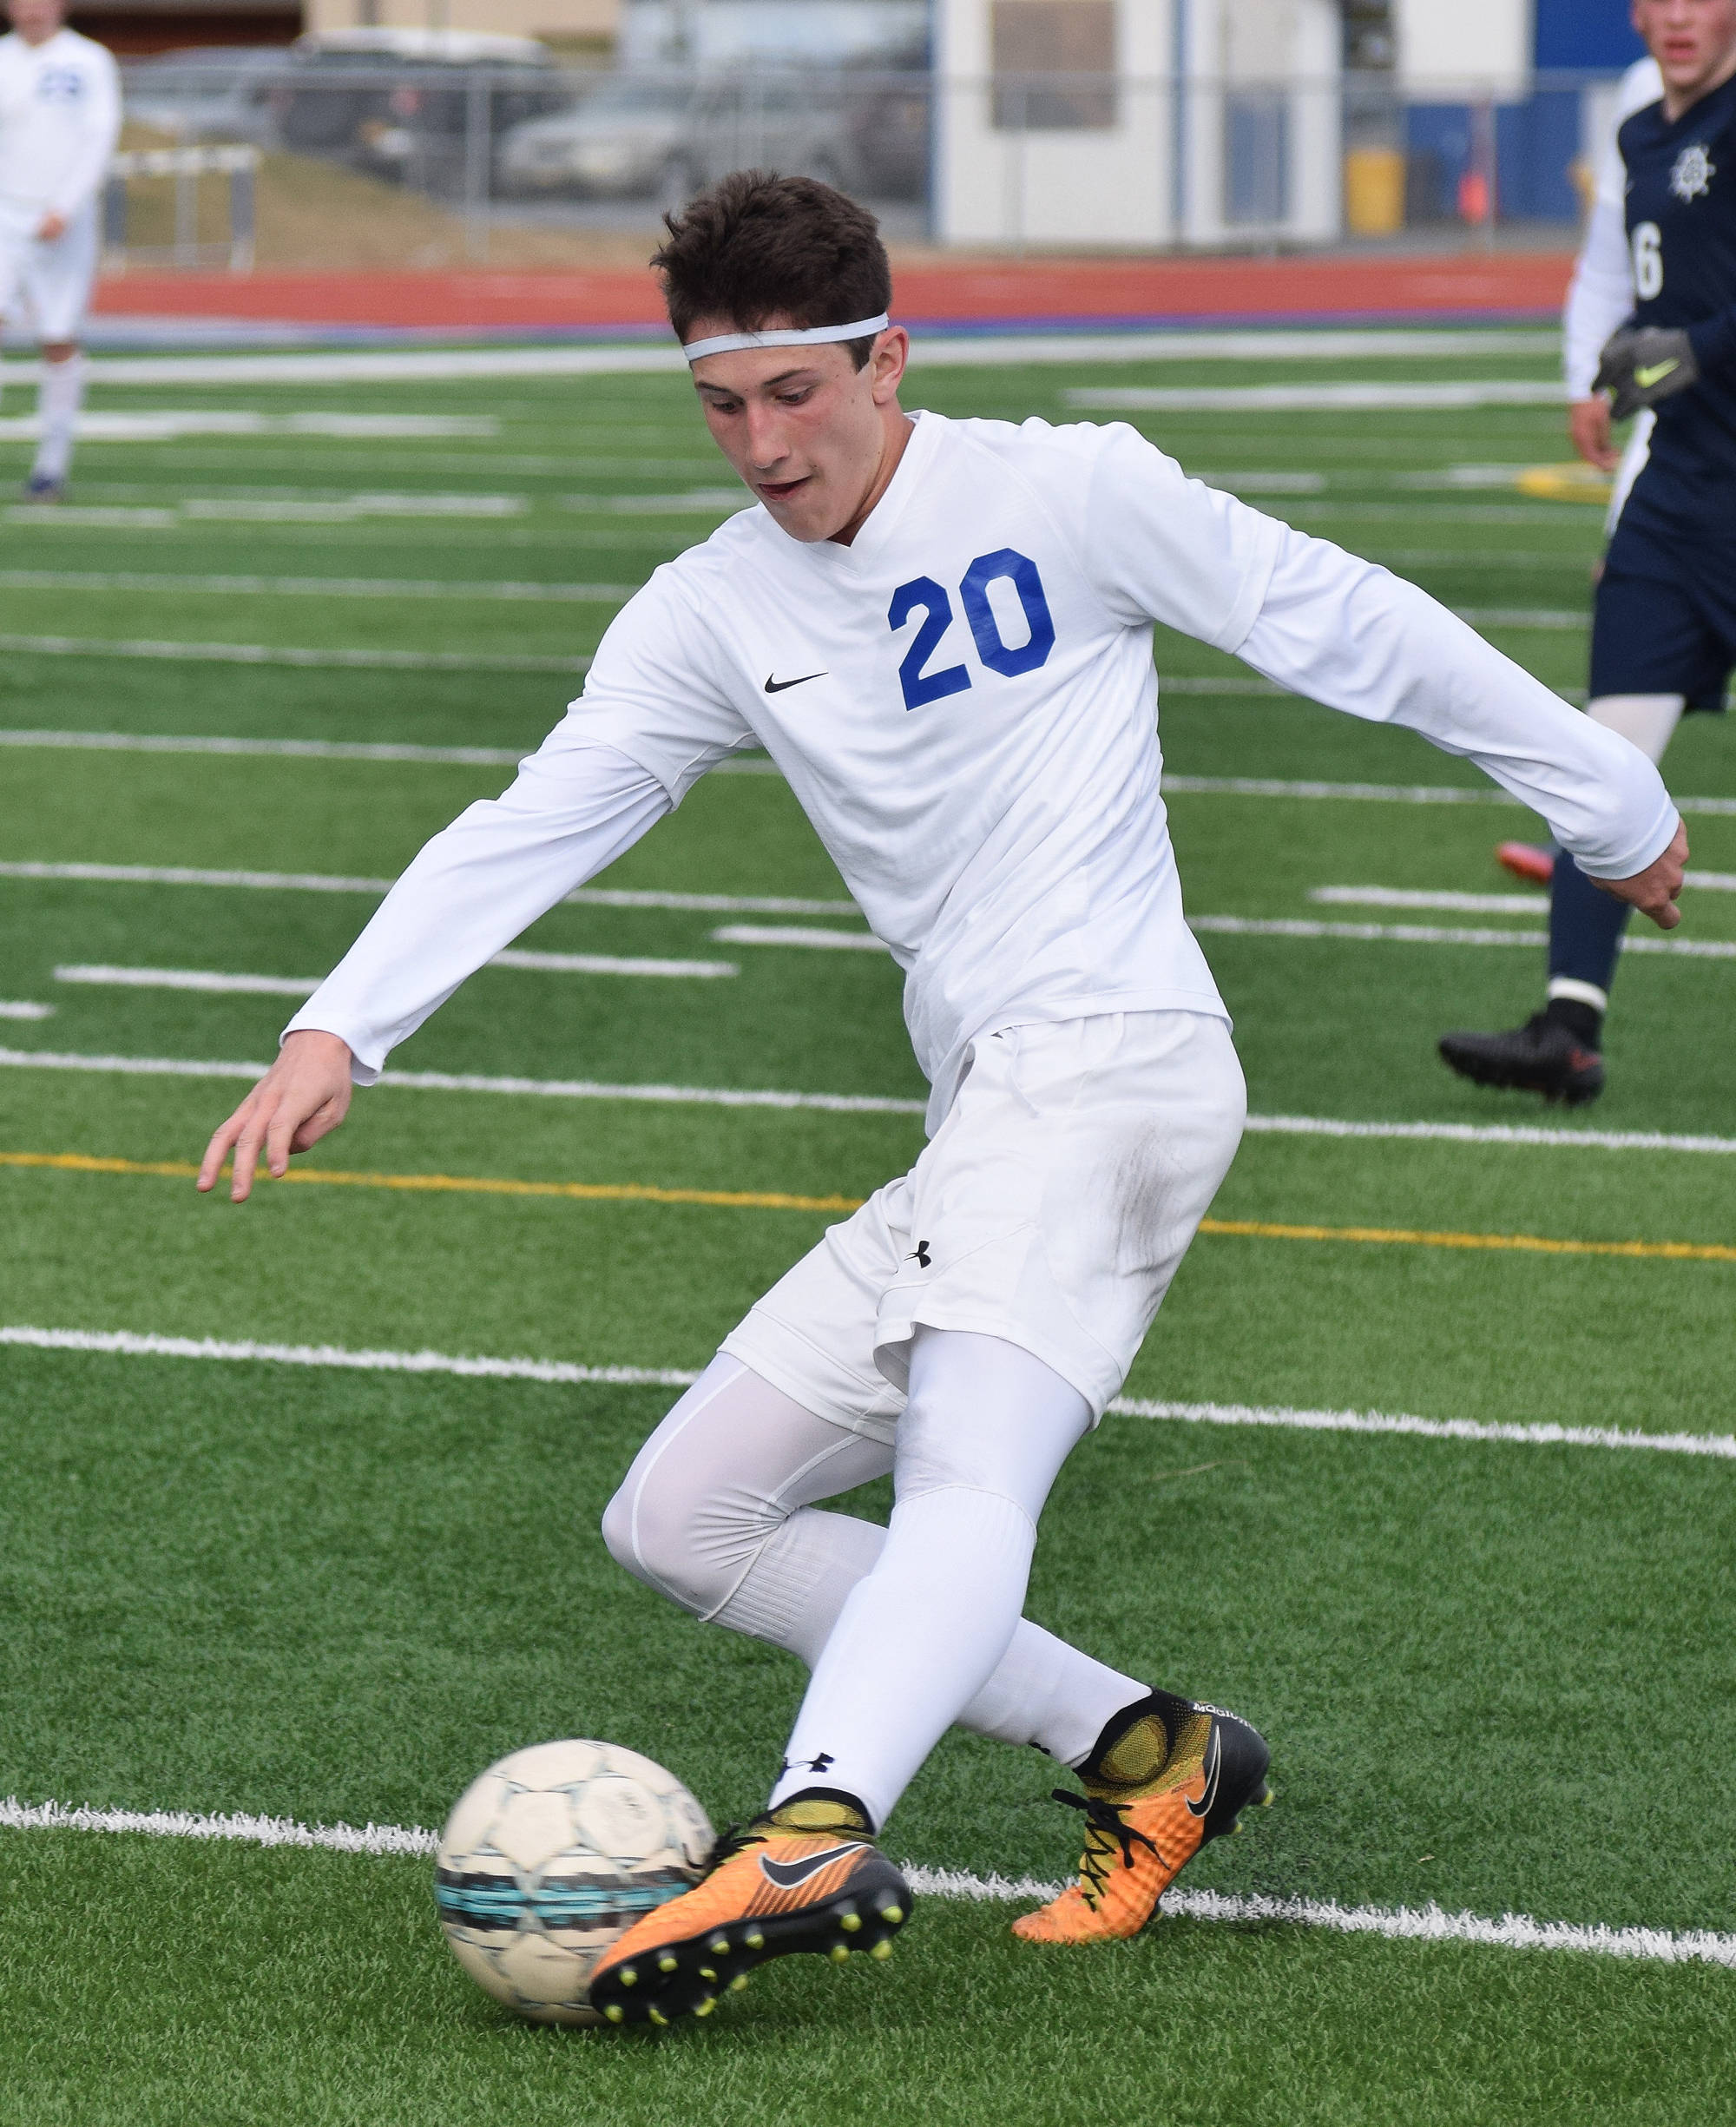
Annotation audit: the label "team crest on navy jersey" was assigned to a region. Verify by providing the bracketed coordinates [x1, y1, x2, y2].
[1670, 143, 1716, 203]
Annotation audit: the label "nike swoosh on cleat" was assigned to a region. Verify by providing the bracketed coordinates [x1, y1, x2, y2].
[1634, 360, 1680, 388]
[758, 1842, 867, 1889]
[1186, 1727, 1223, 1819]
[764, 671, 827, 694]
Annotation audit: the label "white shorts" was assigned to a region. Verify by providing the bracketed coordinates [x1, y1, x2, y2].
[721, 1010, 1246, 1443]
[0, 201, 98, 344]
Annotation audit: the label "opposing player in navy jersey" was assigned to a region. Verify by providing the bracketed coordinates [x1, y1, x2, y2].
[197, 175, 1683, 2019]
[1442, 0, 1736, 1105]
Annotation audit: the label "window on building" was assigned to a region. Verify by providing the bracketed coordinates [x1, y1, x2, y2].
[990, 0, 1116, 131]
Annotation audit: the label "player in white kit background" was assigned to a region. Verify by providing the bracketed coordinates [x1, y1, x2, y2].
[0, 0, 120, 498]
[198, 176, 1689, 2021]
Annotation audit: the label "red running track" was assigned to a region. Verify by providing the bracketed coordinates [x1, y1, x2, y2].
[94, 251, 1575, 332]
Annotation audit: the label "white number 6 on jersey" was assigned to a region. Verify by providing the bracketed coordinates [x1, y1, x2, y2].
[1631, 221, 1663, 301]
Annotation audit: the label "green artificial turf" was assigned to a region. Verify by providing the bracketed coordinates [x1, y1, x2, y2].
[0, 336, 1733, 2122]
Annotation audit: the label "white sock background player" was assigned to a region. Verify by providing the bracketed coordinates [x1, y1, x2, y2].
[0, 0, 120, 497]
[196, 175, 1689, 2011]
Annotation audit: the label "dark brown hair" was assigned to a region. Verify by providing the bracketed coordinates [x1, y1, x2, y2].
[652, 171, 891, 370]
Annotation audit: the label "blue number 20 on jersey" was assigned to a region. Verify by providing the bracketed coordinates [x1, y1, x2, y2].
[889, 549, 1056, 711]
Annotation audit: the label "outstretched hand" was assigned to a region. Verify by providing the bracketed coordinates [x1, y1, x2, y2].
[196, 1029, 355, 1202]
[1593, 819, 1688, 931]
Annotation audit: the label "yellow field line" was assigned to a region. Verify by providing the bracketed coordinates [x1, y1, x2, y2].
[0, 1150, 861, 1215]
[4, 1151, 1732, 1260]
[1199, 1216, 1736, 1263]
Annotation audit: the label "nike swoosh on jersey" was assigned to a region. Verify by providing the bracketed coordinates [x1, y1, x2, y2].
[1185, 1727, 1223, 1820]
[758, 1841, 867, 1889]
[764, 671, 827, 693]
[1634, 360, 1681, 388]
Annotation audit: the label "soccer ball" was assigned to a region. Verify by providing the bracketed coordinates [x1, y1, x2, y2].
[434, 1738, 713, 2025]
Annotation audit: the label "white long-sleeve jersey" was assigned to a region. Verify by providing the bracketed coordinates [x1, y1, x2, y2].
[0, 27, 121, 226]
[286, 412, 1680, 1129]
[1563, 56, 1665, 398]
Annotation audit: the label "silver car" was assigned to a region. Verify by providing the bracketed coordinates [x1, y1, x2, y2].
[497, 69, 866, 207]
[122, 46, 287, 147]
[497, 75, 695, 203]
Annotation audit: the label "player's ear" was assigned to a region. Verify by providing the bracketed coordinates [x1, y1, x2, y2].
[868, 328, 910, 405]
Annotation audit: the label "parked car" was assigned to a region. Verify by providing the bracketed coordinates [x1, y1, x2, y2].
[497, 66, 876, 206]
[272, 30, 566, 193]
[496, 73, 694, 201]
[841, 47, 929, 200]
[121, 46, 287, 147]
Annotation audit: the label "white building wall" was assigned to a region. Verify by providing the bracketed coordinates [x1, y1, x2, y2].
[934, 0, 1174, 247]
[1395, 0, 1534, 96]
[933, 0, 1341, 249]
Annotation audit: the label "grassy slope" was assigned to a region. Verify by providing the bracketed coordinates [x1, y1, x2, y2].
[0, 346, 1733, 2120]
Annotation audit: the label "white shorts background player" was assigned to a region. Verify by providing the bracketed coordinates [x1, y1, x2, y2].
[199, 176, 1688, 2014]
[0, 0, 120, 499]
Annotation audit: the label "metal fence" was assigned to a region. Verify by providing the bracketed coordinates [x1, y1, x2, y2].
[109, 56, 1634, 266]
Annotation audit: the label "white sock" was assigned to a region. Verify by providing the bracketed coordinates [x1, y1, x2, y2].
[766, 1330, 1095, 1828]
[602, 1349, 1143, 1788]
[33, 352, 85, 484]
[1586, 693, 1684, 767]
[716, 1508, 1138, 1767]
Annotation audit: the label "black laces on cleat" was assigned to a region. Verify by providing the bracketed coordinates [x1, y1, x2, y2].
[1051, 1788, 1163, 1907]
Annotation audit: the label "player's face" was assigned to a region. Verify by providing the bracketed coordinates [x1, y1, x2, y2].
[1632, 0, 1736, 97]
[688, 322, 911, 544]
[5, 0, 65, 42]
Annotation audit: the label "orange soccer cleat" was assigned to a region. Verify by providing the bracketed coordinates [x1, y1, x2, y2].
[1496, 840, 1555, 887]
[1013, 1692, 1271, 1945]
[587, 1795, 911, 2025]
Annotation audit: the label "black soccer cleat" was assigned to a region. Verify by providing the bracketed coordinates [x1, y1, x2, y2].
[1438, 1011, 1604, 1106]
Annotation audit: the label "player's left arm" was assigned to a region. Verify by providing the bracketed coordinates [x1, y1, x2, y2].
[1071, 427, 1682, 920]
[1231, 524, 1686, 927]
[43, 45, 123, 229]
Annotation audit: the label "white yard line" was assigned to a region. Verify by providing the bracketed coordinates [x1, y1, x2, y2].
[1241, 1113, 1736, 1156]
[0, 1048, 928, 1112]
[0, 1001, 52, 1020]
[1188, 914, 1736, 958]
[0, 1795, 1726, 1968]
[489, 950, 736, 978]
[1456, 609, 1586, 630]
[0, 859, 854, 913]
[6, 1045, 1736, 1149]
[1, 1794, 1726, 1966]
[712, 913, 1736, 961]
[0, 635, 591, 674]
[4, 1328, 1733, 1461]
[53, 953, 739, 991]
[0, 570, 633, 603]
[1068, 381, 1565, 412]
[1318, 881, 1736, 912]
[0, 412, 497, 441]
[55, 965, 319, 998]
[1162, 776, 1736, 816]
[712, 924, 891, 952]
[1312, 887, 1541, 914]
[58, 328, 1558, 392]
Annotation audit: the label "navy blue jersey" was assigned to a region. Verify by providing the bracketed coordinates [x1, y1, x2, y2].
[1617, 69, 1736, 511]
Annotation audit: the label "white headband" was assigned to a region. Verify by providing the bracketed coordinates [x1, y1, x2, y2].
[681, 314, 891, 362]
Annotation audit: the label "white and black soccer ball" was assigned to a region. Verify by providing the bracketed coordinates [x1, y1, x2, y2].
[434, 1738, 713, 2025]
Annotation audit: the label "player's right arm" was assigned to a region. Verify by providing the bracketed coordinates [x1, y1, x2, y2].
[199, 572, 753, 1201]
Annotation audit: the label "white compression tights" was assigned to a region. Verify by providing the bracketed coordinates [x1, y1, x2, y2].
[602, 1332, 1144, 1826]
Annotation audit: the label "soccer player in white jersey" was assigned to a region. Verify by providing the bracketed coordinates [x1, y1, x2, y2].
[0, 0, 120, 499]
[197, 175, 1687, 2021]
